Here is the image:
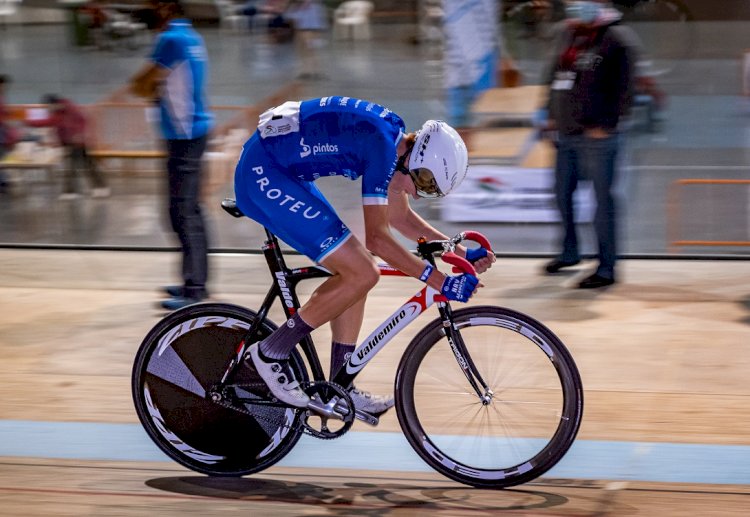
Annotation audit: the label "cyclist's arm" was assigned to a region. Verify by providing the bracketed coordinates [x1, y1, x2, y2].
[363, 203, 447, 291]
[387, 188, 495, 273]
[387, 186, 450, 244]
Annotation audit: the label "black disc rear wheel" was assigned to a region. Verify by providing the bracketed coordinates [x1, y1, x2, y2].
[132, 303, 307, 476]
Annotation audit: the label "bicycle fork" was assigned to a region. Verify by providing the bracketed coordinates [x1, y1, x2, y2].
[438, 303, 494, 405]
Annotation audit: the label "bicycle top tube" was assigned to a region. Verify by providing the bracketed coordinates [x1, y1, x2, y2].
[220, 198, 492, 278]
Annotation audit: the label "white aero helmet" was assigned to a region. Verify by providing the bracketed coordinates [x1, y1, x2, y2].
[406, 120, 469, 198]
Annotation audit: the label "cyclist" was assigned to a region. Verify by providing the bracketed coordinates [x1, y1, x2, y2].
[234, 96, 496, 417]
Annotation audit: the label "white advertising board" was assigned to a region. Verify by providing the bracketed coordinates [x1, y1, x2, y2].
[441, 165, 595, 223]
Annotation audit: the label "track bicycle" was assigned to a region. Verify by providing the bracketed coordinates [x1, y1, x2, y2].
[132, 198, 583, 488]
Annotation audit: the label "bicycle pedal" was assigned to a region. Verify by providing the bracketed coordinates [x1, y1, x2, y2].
[354, 409, 379, 426]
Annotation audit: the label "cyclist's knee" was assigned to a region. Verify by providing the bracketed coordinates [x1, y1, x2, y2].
[356, 261, 380, 291]
[324, 245, 379, 292]
[338, 258, 379, 292]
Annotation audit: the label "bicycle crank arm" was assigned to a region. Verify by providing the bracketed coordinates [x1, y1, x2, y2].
[307, 397, 350, 421]
[329, 399, 380, 426]
[353, 409, 379, 426]
[306, 400, 381, 426]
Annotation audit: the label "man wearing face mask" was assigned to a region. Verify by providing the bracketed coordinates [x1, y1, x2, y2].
[540, 0, 639, 288]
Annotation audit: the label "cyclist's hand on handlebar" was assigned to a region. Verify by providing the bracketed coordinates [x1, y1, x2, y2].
[464, 247, 496, 274]
[441, 273, 480, 302]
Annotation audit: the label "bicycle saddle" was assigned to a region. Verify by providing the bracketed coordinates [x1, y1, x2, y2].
[221, 198, 245, 218]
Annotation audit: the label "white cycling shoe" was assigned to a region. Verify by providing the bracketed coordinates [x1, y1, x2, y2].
[347, 386, 394, 415]
[247, 343, 310, 408]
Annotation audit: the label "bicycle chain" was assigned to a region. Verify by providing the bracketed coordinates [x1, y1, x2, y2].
[209, 381, 352, 440]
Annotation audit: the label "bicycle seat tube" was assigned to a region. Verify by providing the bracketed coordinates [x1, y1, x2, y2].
[218, 229, 328, 387]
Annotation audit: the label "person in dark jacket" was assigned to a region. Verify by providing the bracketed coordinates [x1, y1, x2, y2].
[541, 0, 639, 288]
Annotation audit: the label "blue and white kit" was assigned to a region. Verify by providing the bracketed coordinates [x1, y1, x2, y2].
[151, 19, 213, 140]
[234, 96, 406, 263]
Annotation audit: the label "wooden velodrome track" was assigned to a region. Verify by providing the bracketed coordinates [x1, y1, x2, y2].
[0, 248, 748, 515]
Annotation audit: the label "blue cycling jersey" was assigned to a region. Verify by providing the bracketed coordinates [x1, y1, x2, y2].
[256, 96, 406, 204]
[151, 19, 213, 140]
[234, 96, 407, 263]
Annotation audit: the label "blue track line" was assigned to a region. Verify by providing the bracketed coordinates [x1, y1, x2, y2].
[1, 420, 749, 484]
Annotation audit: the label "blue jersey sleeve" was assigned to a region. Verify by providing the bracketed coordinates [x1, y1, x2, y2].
[151, 33, 181, 69]
[361, 134, 399, 205]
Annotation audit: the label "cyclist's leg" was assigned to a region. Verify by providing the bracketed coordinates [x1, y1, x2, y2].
[330, 298, 365, 375]
[234, 138, 379, 405]
[330, 298, 366, 343]
[304, 239, 379, 327]
[329, 295, 395, 415]
[247, 238, 379, 407]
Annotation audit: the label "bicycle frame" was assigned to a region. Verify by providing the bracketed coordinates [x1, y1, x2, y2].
[218, 228, 492, 403]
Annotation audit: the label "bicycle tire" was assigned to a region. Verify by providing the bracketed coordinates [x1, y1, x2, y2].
[132, 303, 307, 476]
[395, 306, 583, 488]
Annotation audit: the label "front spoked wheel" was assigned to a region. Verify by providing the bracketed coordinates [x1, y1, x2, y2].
[132, 303, 307, 476]
[396, 306, 583, 488]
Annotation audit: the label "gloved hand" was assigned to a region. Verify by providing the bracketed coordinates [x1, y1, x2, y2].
[441, 273, 479, 302]
[465, 247, 488, 263]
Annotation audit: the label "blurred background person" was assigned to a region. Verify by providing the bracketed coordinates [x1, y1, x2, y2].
[129, 0, 214, 310]
[240, 0, 293, 41]
[0, 74, 19, 194]
[287, 0, 328, 80]
[27, 94, 110, 200]
[540, 0, 639, 288]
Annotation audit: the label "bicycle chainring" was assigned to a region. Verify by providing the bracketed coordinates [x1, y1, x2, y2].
[301, 381, 355, 440]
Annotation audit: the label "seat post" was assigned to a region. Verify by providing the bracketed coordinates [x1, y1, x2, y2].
[262, 228, 290, 275]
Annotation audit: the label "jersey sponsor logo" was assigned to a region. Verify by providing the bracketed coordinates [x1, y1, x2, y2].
[262, 123, 293, 137]
[320, 223, 347, 251]
[299, 137, 339, 158]
[252, 165, 321, 220]
[300, 138, 312, 157]
[319, 236, 335, 251]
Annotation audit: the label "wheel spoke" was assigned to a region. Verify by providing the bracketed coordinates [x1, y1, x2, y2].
[399, 307, 582, 487]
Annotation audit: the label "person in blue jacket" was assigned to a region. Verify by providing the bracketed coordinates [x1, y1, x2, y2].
[129, 0, 214, 310]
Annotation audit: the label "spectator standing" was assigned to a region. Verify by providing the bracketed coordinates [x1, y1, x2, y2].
[129, 0, 214, 310]
[0, 75, 18, 193]
[541, 0, 639, 288]
[287, 0, 328, 79]
[28, 94, 110, 200]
